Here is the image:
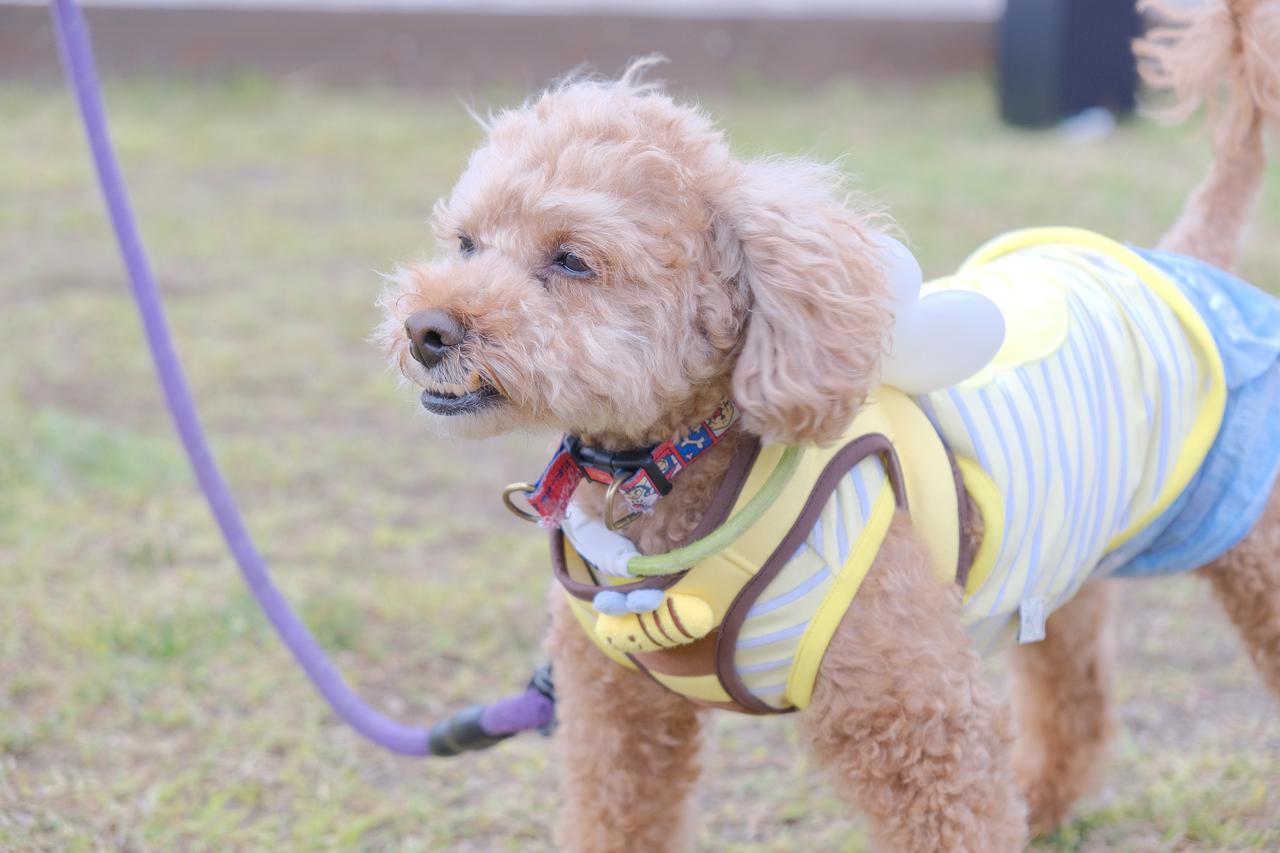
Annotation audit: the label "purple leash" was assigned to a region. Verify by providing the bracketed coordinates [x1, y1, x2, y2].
[48, 0, 554, 757]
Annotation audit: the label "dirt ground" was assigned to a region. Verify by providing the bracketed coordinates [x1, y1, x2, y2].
[1, 75, 1278, 850]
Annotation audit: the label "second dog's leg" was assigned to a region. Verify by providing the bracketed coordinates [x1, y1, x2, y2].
[802, 519, 1027, 852]
[546, 590, 707, 853]
[1199, 485, 1280, 699]
[1007, 579, 1117, 835]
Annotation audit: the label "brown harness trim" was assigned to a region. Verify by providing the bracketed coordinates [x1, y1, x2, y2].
[714, 434, 909, 714]
[686, 435, 762, 541]
[945, 441, 977, 590]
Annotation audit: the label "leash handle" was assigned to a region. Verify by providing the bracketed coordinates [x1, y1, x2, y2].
[48, 0, 555, 756]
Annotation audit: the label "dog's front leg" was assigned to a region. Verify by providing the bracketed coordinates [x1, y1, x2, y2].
[802, 517, 1027, 852]
[546, 589, 707, 853]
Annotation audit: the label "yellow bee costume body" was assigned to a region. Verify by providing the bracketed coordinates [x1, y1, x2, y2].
[551, 228, 1256, 714]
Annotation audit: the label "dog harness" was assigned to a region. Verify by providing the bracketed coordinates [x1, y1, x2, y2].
[551, 228, 1240, 713]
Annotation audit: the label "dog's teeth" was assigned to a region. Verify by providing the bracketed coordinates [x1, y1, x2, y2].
[425, 379, 472, 397]
[466, 373, 482, 393]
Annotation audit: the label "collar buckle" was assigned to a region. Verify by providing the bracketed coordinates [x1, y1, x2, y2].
[564, 435, 674, 497]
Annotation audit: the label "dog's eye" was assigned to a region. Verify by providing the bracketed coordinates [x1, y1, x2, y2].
[554, 251, 592, 277]
[459, 235, 476, 256]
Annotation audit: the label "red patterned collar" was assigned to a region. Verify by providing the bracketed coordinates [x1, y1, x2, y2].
[519, 401, 740, 528]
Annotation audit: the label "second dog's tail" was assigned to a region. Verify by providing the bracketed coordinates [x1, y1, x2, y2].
[1135, 0, 1279, 270]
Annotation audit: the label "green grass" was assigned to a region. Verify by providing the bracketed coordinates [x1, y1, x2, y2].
[2, 73, 1278, 851]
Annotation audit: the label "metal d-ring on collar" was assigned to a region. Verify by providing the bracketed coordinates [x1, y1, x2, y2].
[502, 482, 540, 523]
[603, 472, 642, 530]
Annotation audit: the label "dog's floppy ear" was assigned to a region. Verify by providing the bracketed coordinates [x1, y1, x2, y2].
[716, 160, 890, 445]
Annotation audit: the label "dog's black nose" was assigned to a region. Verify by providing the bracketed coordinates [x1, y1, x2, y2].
[405, 309, 465, 369]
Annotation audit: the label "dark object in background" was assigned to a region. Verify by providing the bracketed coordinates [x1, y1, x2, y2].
[998, 0, 1142, 128]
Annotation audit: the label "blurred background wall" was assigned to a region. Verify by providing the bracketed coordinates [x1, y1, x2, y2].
[2, 0, 1001, 91]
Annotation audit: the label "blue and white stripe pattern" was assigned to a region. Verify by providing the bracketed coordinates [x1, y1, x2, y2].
[732, 456, 888, 709]
[727, 238, 1252, 700]
[918, 244, 1212, 652]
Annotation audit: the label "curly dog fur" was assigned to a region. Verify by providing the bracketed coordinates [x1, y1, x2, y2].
[379, 2, 1280, 848]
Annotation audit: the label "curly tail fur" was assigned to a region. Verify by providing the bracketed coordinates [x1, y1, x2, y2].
[1135, 0, 1280, 270]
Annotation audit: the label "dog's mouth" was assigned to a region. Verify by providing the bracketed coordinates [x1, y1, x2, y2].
[420, 376, 503, 416]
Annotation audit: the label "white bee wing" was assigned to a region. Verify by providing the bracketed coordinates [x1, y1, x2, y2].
[874, 235, 1006, 395]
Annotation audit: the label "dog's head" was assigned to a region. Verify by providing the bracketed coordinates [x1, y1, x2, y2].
[378, 63, 890, 448]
